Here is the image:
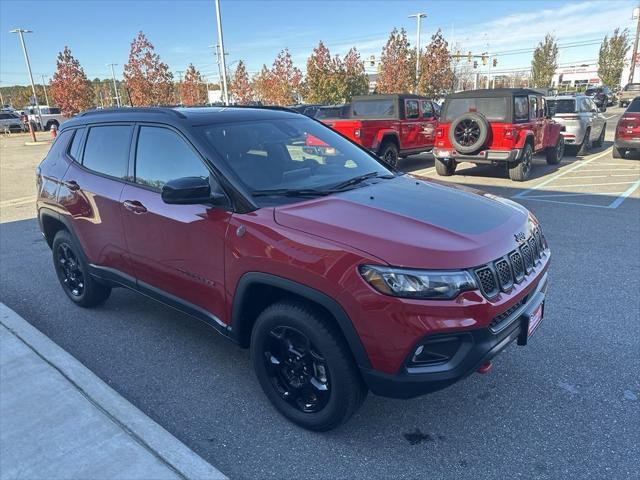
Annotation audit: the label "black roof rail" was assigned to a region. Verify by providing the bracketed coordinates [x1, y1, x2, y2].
[79, 107, 187, 119]
[207, 104, 301, 114]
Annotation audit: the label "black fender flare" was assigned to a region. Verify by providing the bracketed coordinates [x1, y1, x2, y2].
[231, 272, 372, 369]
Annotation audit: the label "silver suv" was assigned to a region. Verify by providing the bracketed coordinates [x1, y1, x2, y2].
[545, 95, 606, 155]
[0, 111, 25, 133]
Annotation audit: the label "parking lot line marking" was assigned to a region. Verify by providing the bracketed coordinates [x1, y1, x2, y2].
[524, 191, 625, 198]
[519, 197, 612, 208]
[563, 174, 640, 179]
[512, 148, 612, 199]
[604, 114, 618, 120]
[549, 181, 636, 188]
[0, 196, 34, 207]
[575, 168, 640, 172]
[608, 180, 640, 209]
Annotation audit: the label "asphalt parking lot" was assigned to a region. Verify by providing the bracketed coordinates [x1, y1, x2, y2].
[0, 110, 638, 479]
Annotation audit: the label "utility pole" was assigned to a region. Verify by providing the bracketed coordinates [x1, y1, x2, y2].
[629, 6, 640, 84]
[10, 28, 43, 132]
[176, 70, 184, 105]
[408, 12, 427, 92]
[214, 0, 229, 105]
[41, 74, 49, 105]
[107, 63, 121, 107]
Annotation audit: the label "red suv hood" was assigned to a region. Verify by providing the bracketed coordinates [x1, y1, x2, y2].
[274, 176, 532, 269]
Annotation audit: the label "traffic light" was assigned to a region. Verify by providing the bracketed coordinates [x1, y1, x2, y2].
[473, 61, 478, 69]
[467, 51, 472, 63]
[493, 58, 497, 67]
[455, 50, 461, 60]
[482, 54, 488, 66]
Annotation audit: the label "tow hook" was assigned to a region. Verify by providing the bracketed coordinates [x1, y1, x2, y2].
[477, 361, 493, 374]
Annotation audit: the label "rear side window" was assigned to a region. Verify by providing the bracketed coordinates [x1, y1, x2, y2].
[135, 126, 209, 189]
[352, 99, 395, 118]
[68, 128, 85, 161]
[82, 125, 132, 178]
[514, 97, 528, 121]
[46, 130, 73, 158]
[627, 98, 640, 112]
[421, 101, 434, 118]
[405, 100, 419, 119]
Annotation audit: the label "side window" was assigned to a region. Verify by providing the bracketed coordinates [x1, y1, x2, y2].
[514, 96, 528, 122]
[135, 126, 209, 190]
[68, 128, 85, 161]
[405, 100, 419, 119]
[83, 125, 132, 179]
[529, 96, 538, 120]
[421, 101, 434, 118]
[45, 130, 74, 158]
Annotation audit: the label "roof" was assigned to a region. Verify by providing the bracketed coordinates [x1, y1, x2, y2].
[447, 88, 543, 99]
[60, 106, 301, 130]
[351, 93, 429, 102]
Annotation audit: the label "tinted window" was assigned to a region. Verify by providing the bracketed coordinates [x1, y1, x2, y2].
[46, 130, 73, 158]
[528, 97, 538, 120]
[624, 83, 640, 91]
[421, 101, 434, 118]
[135, 126, 209, 189]
[514, 97, 528, 121]
[352, 99, 395, 118]
[49, 107, 61, 114]
[405, 100, 419, 119]
[68, 128, 85, 161]
[547, 99, 576, 115]
[82, 125, 132, 178]
[0, 114, 10, 119]
[627, 98, 640, 112]
[315, 105, 349, 119]
[444, 97, 508, 122]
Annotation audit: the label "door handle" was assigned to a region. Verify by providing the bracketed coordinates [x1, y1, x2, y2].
[63, 180, 80, 191]
[123, 200, 147, 214]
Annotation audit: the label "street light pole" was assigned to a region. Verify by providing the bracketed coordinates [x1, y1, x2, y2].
[107, 63, 121, 107]
[176, 70, 184, 105]
[10, 28, 43, 131]
[629, 6, 640, 84]
[214, 0, 229, 105]
[41, 74, 50, 105]
[408, 13, 427, 92]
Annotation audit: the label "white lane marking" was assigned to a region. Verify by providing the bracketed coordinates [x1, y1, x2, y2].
[609, 180, 640, 209]
[548, 181, 637, 188]
[512, 148, 612, 198]
[574, 168, 640, 172]
[0, 196, 34, 207]
[524, 191, 626, 198]
[604, 114, 618, 120]
[519, 197, 612, 208]
[565, 174, 640, 179]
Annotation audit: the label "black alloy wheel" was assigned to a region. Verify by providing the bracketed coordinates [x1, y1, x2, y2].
[56, 242, 85, 297]
[454, 118, 481, 147]
[263, 326, 330, 413]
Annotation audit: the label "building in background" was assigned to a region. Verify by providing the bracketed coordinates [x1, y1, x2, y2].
[551, 64, 600, 91]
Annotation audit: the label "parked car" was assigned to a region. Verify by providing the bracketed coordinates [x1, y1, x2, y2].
[37, 106, 551, 431]
[0, 111, 26, 133]
[23, 105, 66, 131]
[433, 88, 565, 181]
[584, 86, 612, 107]
[613, 96, 640, 158]
[318, 94, 439, 167]
[288, 104, 324, 117]
[546, 94, 606, 155]
[618, 83, 640, 107]
[314, 104, 350, 120]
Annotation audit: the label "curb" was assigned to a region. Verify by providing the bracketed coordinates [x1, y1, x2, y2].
[0, 303, 226, 480]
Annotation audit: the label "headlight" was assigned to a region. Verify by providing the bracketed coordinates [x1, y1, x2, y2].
[359, 265, 477, 300]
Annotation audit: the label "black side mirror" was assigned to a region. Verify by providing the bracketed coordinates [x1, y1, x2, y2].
[161, 176, 225, 205]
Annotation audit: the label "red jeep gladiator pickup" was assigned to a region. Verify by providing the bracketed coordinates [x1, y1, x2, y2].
[37, 106, 550, 431]
[433, 88, 565, 181]
[319, 94, 439, 167]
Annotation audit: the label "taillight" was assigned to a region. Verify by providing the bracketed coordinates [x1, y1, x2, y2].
[436, 127, 444, 138]
[354, 128, 361, 138]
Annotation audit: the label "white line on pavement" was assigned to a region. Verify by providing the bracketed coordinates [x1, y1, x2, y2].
[518, 197, 612, 208]
[609, 179, 640, 209]
[574, 168, 640, 172]
[0, 196, 34, 207]
[512, 148, 613, 198]
[548, 181, 636, 188]
[524, 191, 626, 198]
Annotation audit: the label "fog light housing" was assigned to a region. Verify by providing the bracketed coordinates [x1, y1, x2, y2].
[411, 336, 463, 366]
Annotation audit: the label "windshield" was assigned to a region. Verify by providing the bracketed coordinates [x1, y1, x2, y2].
[198, 117, 391, 197]
[547, 99, 576, 115]
[443, 97, 507, 122]
[624, 83, 640, 91]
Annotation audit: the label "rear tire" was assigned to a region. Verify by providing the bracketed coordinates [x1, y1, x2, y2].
[378, 141, 399, 168]
[545, 136, 564, 165]
[592, 124, 605, 148]
[576, 128, 591, 156]
[250, 300, 367, 431]
[435, 157, 456, 176]
[612, 145, 624, 158]
[52, 230, 111, 307]
[509, 143, 533, 182]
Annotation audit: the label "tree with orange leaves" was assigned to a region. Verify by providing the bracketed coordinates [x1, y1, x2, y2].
[180, 64, 206, 106]
[230, 60, 253, 104]
[124, 31, 174, 106]
[49, 46, 94, 116]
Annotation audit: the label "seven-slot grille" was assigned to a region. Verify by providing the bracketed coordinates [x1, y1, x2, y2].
[473, 228, 546, 298]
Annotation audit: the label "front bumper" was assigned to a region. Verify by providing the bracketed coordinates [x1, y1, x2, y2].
[361, 273, 548, 399]
[433, 148, 521, 164]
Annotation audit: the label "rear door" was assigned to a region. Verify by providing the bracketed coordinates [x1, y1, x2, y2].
[419, 100, 437, 148]
[120, 124, 230, 321]
[402, 99, 421, 150]
[529, 95, 544, 151]
[59, 123, 134, 276]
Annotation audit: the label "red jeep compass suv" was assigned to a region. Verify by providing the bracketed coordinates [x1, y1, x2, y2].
[37, 106, 550, 430]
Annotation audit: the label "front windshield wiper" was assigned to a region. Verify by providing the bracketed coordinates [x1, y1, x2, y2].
[330, 172, 395, 191]
[251, 188, 333, 198]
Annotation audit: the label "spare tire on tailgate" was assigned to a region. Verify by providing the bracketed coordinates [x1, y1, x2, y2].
[449, 112, 489, 154]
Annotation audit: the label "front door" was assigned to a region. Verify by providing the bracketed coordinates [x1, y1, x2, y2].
[419, 100, 437, 148]
[402, 99, 421, 150]
[120, 124, 231, 322]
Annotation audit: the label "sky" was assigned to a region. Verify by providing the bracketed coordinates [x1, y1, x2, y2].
[0, 0, 637, 86]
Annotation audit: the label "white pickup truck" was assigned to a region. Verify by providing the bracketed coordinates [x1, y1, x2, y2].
[21, 105, 67, 131]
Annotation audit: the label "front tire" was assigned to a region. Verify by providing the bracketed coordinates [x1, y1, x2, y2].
[435, 157, 456, 176]
[52, 230, 111, 307]
[612, 145, 624, 158]
[250, 300, 367, 431]
[509, 143, 533, 181]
